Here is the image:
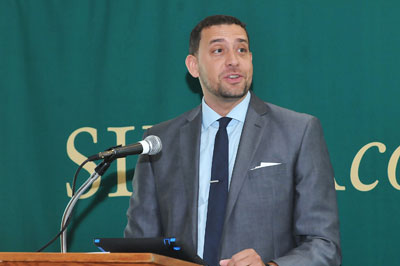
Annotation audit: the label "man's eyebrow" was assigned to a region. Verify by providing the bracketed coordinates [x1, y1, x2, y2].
[209, 38, 225, 45]
[208, 38, 249, 45]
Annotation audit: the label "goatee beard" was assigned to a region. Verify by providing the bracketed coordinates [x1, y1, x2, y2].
[217, 83, 250, 99]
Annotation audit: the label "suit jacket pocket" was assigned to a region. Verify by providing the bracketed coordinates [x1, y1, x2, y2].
[248, 163, 287, 179]
[245, 163, 291, 205]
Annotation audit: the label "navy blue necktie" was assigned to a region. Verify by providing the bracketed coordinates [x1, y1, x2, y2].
[203, 117, 232, 266]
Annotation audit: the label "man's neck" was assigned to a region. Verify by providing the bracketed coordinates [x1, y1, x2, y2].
[203, 94, 248, 117]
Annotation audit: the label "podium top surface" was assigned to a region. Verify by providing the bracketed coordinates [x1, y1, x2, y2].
[0, 252, 202, 266]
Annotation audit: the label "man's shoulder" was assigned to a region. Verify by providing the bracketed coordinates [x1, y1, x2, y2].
[266, 102, 315, 122]
[250, 93, 316, 124]
[146, 104, 201, 135]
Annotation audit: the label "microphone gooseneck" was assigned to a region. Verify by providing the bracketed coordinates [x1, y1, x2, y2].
[58, 135, 162, 253]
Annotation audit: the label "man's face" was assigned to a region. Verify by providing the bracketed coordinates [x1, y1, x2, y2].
[189, 24, 253, 103]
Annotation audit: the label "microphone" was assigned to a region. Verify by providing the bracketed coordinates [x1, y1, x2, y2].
[88, 135, 162, 161]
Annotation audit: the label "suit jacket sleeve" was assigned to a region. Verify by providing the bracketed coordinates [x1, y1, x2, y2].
[124, 131, 163, 238]
[273, 117, 341, 266]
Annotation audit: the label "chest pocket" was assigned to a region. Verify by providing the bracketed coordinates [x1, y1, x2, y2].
[244, 163, 290, 204]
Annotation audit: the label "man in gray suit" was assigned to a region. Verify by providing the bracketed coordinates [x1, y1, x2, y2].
[125, 15, 341, 266]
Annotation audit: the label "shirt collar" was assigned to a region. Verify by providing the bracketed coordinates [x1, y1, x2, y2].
[202, 91, 251, 129]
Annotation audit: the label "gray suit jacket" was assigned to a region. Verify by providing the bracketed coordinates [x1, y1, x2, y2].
[124, 93, 341, 266]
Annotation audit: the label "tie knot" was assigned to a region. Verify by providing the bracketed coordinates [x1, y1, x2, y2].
[218, 117, 232, 129]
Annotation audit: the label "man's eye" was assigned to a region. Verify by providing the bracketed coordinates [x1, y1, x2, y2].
[238, 48, 247, 53]
[213, 48, 223, 54]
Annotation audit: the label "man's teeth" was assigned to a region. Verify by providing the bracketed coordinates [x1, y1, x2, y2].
[229, 75, 240, 78]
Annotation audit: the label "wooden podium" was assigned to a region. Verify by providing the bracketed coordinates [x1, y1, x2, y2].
[0, 252, 202, 266]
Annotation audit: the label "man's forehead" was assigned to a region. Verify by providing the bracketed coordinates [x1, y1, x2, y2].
[200, 24, 249, 45]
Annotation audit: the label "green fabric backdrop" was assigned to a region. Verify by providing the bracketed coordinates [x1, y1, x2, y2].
[1, 1, 399, 265]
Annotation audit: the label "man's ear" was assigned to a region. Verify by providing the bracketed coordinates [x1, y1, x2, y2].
[185, 54, 199, 78]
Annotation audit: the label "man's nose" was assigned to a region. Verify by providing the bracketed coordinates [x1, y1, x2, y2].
[225, 49, 239, 67]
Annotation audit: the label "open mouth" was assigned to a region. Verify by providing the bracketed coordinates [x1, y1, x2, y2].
[224, 73, 243, 83]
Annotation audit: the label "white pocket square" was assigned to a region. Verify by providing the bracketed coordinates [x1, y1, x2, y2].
[250, 162, 282, 170]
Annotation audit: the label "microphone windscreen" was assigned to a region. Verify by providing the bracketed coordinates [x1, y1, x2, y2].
[145, 135, 162, 155]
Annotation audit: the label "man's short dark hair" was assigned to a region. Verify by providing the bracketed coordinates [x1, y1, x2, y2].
[189, 15, 249, 55]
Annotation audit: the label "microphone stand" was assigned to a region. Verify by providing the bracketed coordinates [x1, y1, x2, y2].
[60, 155, 116, 253]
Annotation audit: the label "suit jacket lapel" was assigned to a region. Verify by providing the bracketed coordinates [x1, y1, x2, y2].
[224, 94, 270, 224]
[179, 105, 202, 251]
